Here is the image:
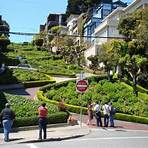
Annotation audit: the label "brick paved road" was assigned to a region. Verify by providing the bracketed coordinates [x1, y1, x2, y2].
[72, 114, 148, 131]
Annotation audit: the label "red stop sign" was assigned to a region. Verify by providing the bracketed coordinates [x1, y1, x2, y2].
[76, 80, 88, 93]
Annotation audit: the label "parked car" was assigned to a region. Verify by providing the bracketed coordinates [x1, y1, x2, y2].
[8, 64, 36, 71]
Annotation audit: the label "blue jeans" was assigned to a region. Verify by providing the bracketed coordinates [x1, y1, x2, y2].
[2, 119, 13, 142]
[110, 114, 114, 127]
[39, 118, 47, 140]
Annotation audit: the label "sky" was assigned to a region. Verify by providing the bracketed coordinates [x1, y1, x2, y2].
[1, 0, 67, 43]
[1, 0, 132, 43]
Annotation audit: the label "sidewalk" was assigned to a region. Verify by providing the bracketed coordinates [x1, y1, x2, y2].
[72, 114, 148, 131]
[0, 115, 148, 145]
[0, 123, 90, 144]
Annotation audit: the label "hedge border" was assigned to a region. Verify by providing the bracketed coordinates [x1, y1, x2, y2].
[121, 78, 148, 94]
[0, 112, 68, 128]
[115, 113, 148, 124]
[39, 75, 107, 92]
[37, 90, 148, 124]
[23, 80, 56, 88]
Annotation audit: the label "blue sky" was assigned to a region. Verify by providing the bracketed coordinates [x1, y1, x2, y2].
[1, 0, 132, 43]
[1, 0, 67, 43]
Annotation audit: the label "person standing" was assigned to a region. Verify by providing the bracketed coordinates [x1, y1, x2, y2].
[94, 101, 102, 127]
[38, 103, 48, 140]
[109, 102, 115, 127]
[0, 103, 15, 142]
[102, 102, 110, 127]
[87, 99, 93, 125]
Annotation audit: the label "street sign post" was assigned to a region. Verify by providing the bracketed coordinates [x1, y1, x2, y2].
[76, 80, 88, 93]
[76, 73, 88, 127]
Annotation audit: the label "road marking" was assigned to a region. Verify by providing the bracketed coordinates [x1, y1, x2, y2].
[26, 144, 39, 148]
[67, 136, 148, 141]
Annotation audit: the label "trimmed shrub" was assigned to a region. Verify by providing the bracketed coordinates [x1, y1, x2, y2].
[13, 112, 68, 127]
[39, 76, 148, 118]
[36, 90, 148, 124]
[115, 113, 148, 124]
[23, 80, 56, 88]
[121, 78, 148, 94]
[37, 90, 87, 114]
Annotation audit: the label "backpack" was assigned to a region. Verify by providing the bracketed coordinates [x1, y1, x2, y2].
[110, 106, 116, 115]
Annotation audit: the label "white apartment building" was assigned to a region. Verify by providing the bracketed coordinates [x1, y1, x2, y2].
[84, 0, 148, 67]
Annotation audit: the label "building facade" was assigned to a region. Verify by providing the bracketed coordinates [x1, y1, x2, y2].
[83, 0, 127, 43]
[84, 0, 148, 67]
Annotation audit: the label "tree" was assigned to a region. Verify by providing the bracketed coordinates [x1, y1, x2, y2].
[126, 40, 147, 96]
[74, 44, 86, 66]
[118, 7, 148, 94]
[93, 40, 124, 81]
[0, 34, 10, 51]
[0, 17, 9, 37]
[32, 34, 43, 50]
[136, 6, 148, 49]
[87, 55, 99, 73]
[77, 13, 88, 44]
[118, 7, 144, 40]
[0, 16, 10, 51]
[66, 0, 100, 17]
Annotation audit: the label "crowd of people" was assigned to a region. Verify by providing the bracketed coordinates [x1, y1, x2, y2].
[87, 99, 116, 127]
[0, 99, 115, 142]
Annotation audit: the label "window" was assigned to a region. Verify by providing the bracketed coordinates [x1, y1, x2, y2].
[103, 4, 111, 10]
[103, 9, 111, 18]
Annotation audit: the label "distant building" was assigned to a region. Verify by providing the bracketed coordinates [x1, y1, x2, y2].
[39, 13, 67, 49]
[45, 13, 67, 32]
[67, 14, 79, 36]
[84, 0, 148, 67]
[39, 24, 45, 32]
[83, 0, 127, 43]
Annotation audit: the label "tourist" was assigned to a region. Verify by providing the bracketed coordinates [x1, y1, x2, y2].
[87, 99, 93, 125]
[0, 103, 15, 142]
[38, 103, 48, 140]
[94, 101, 102, 127]
[102, 102, 110, 127]
[109, 102, 116, 127]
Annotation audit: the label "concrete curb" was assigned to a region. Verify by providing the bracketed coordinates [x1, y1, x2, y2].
[14, 123, 68, 131]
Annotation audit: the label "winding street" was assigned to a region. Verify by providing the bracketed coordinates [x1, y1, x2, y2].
[0, 73, 95, 99]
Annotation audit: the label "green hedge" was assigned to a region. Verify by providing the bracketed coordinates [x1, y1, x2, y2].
[115, 113, 148, 124]
[121, 78, 148, 94]
[13, 112, 68, 127]
[36, 90, 148, 125]
[36, 90, 87, 114]
[40, 75, 107, 92]
[23, 80, 56, 88]
[39, 70, 76, 78]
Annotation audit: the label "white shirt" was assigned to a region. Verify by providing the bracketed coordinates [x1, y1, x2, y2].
[103, 104, 110, 115]
[94, 104, 100, 112]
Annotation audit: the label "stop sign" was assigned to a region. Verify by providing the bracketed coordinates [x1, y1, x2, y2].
[76, 80, 88, 93]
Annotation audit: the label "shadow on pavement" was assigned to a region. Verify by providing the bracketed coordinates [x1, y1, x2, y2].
[3, 89, 30, 96]
[18, 134, 85, 144]
[9, 138, 24, 142]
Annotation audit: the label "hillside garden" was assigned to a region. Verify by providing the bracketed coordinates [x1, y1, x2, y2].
[0, 43, 83, 85]
[0, 92, 68, 127]
[41, 79, 148, 117]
